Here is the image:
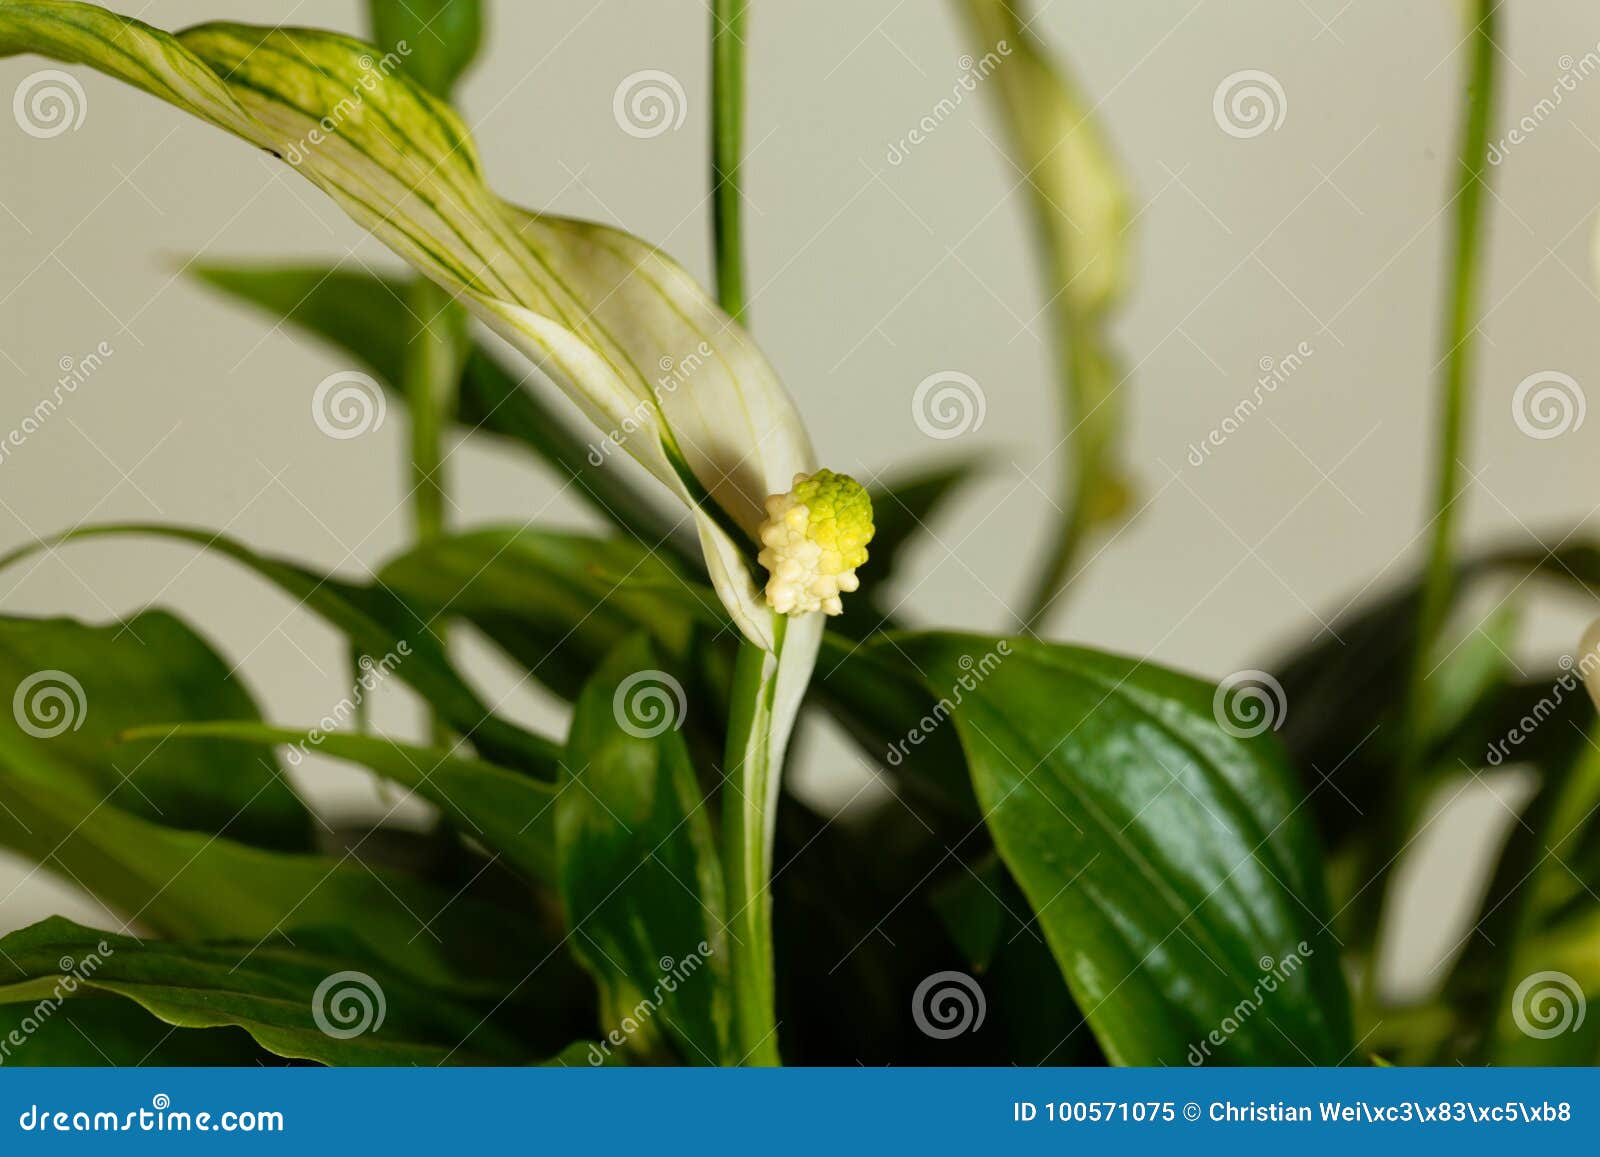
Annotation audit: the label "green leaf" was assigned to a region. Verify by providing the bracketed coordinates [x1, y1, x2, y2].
[558, 636, 731, 1064]
[0, 917, 522, 1064]
[367, 0, 481, 100]
[958, 0, 1133, 623]
[0, 995, 272, 1065]
[0, 1, 815, 651]
[378, 526, 711, 700]
[0, 523, 559, 776]
[895, 633, 1353, 1065]
[0, 698, 546, 988]
[126, 723, 559, 887]
[188, 263, 685, 557]
[0, 610, 311, 851]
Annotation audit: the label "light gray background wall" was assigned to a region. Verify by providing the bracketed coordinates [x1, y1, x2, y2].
[2, 0, 1597, 1000]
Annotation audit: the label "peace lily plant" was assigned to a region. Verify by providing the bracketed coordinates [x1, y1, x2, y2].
[0, 0, 1594, 1068]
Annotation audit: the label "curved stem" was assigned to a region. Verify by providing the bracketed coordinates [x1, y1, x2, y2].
[711, 0, 748, 321]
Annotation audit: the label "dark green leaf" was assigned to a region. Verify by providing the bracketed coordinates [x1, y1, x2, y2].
[0, 713, 545, 990]
[0, 996, 272, 1066]
[0, 917, 521, 1064]
[128, 722, 558, 886]
[0, 524, 558, 776]
[896, 633, 1353, 1065]
[0, 610, 310, 851]
[379, 526, 712, 699]
[558, 636, 731, 1064]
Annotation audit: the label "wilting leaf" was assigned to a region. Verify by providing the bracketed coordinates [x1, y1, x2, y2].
[0, 917, 522, 1064]
[558, 636, 731, 1064]
[895, 633, 1353, 1065]
[189, 263, 683, 555]
[0, 610, 311, 851]
[0, 1, 813, 651]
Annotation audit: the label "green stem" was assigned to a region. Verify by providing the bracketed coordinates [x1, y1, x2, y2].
[720, 621, 786, 1065]
[709, 0, 782, 1065]
[403, 278, 464, 745]
[711, 0, 748, 321]
[1387, 0, 1499, 887]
